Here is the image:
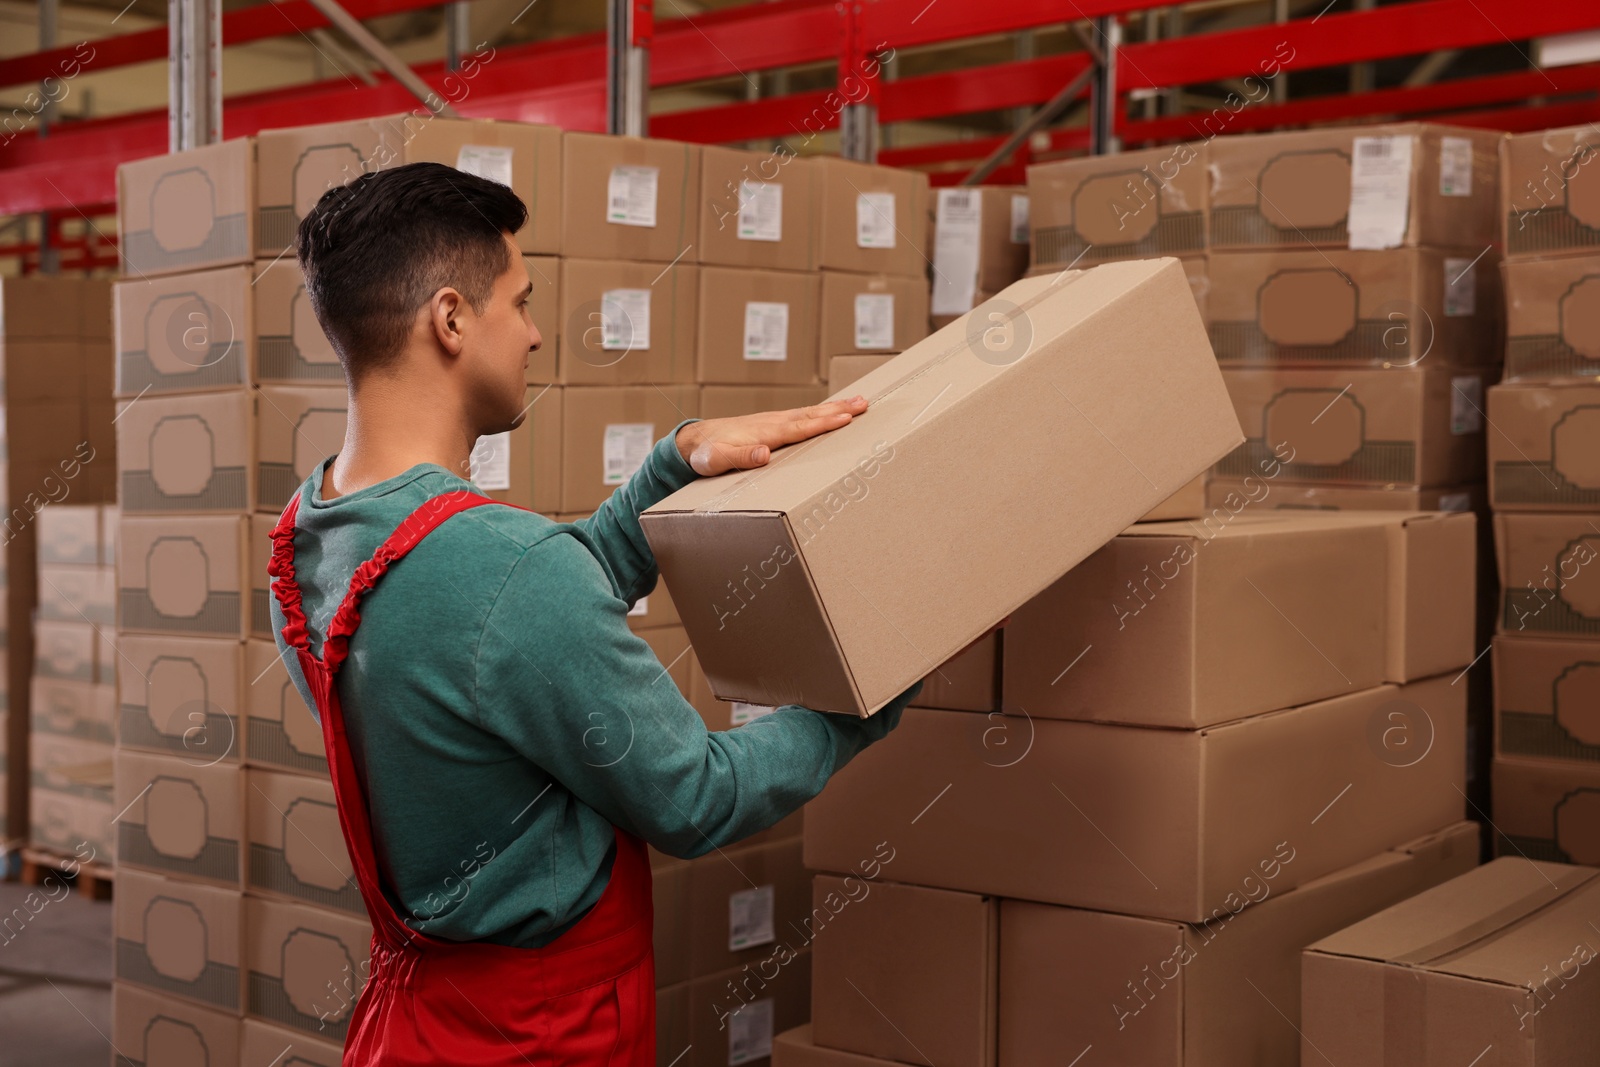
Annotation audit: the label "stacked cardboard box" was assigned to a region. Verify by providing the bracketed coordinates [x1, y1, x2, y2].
[1486, 123, 1600, 871]
[928, 185, 1030, 331]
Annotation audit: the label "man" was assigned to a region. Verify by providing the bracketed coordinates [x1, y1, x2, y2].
[267, 160, 921, 1065]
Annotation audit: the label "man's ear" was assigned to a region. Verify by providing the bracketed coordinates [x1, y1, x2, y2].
[430, 287, 468, 356]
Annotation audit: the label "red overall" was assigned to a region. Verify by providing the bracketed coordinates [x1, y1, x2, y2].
[269, 490, 656, 1066]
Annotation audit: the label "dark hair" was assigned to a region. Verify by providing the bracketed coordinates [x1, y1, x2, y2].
[296, 161, 529, 380]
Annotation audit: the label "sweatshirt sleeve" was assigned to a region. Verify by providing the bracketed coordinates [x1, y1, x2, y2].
[470, 529, 918, 858]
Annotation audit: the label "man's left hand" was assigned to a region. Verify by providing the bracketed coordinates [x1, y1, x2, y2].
[676, 396, 869, 477]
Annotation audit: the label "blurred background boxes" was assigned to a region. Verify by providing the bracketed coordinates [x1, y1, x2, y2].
[114, 634, 244, 764]
[809, 158, 930, 278]
[1487, 380, 1600, 510]
[818, 272, 928, 358]
[1501, 252, 1600, 379]
[698, 146, 818, 272]
[1028, 143, 1207, 269]
[562, 132, 700, 263]
[114, 749, 244, 888]
[243, 896, 371, 1042]
[557, 259, 700, 385]
[114, 867, 244, 1012]
[1500, 124, 1600, 258]
[696, 267, 821, 386]
[244, 768, 361, 916]
[118, 514, 251, 639]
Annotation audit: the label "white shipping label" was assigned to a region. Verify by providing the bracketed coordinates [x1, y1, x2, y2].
[627, 596, 649, 618]
[854, 293, 896, 350]
[727, 999, 775, 1067]
[1444, 258, 1477, 317]
[856, 191, 898, 249]
[738, 180, 783, 242]
[1439, 136, 1474, 197]
[742, 302, 790, 362]
[730, 702, 777, 725]
[932, 188, 982, 316]
[603, 423, 654, 486]
[1348, 135, 1414, 250]
[600, 289, 652, 352]
[456, 145, 514, 187]
[468, 432, 512, 490]
[1010, 194, 1030, 244]
[1438, 492, 1472, 513]
[607, 165, 660, 228]
[728, 884, 775, 950]
[1451, 376, 1484, 435]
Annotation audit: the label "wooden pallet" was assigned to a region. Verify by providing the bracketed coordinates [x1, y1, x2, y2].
[18, 848, 114, 901]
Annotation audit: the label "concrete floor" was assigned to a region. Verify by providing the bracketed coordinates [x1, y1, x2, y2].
[0, 878, 114, 1067]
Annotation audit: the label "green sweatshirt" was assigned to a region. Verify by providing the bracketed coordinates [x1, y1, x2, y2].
[270, 425, 915, 948]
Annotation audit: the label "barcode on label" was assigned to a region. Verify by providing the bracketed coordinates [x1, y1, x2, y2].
[727, 999, 775, 1066]
[728, 884, 775, 949]
[945, 191, 973, 209]
[1359, 140, 1394, 158]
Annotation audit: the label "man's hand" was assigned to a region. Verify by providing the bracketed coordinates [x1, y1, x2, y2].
[676, 396, 869, 477]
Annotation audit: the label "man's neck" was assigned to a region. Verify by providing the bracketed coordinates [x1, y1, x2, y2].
[321, 381, 476, 500]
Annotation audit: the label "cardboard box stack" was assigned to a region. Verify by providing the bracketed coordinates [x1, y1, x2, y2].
[0, 274, 117, 854]
[1486, 123, 1600, 870]
[929, 185, 1030, 331]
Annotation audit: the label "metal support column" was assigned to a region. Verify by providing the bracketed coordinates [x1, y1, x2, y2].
[1090, 15, 1120, 156]
[306, 0, 457, 115]
[1350, 0, 1375, 92]
[169, 0, 222, 151]
[446, 1, 470, 71]
[37, 0, 59, 273]
[607, 0, 652, 137]
[1273, 0, 1290, 102]
[837, 0, 878, 162]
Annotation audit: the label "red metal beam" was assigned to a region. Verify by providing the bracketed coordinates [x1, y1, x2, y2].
[862, 0, 1171, 53]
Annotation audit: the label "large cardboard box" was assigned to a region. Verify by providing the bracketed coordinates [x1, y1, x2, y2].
[114, 868, 244, 1012]
[1028, 144, 1207, 269]
[116, 634, 244, 763]
[916, 632, 1000, 714]
[557, 259, 700, 385]
[524, 255, 560, 382]
[113, 982, 243, 1067]
[30, 676, 115, 745]
[36, 561, 115, 626]
[256, 385, 347, 514]
[1488, 381, 1600, 510]
[560, 386, 697, 513]
[774, 1026, 898, 1066]
[1000, 821, 1478, 1067]
[699, 146, 819, 272]
[244, 638, 326, 777]
[697, 267, 821, 386]
[657, 950, 811, 1067]
[1207, 247, 1499, 366]
[805, 675, 1466, 921]
[562, 132, 700, 263]
[1491, 756, 1600, 865]
[1138, 473, 1207, 522]
[1215, 366, 1492, 487]
[810, 877, 997, 1067]
[114, 748, 244, 887]
[826, 355, 893, 393]
[1494, 513, 1600, 640]
[254, 256, 341, 385]
[37, 502, 117, 566]
[930, 186, 1029, 317]
[1492, 635, 1600, 766]
[113, 265, 254, 395]
[118, 138, 255, 277]
[1205, 478, 1481, 512]
[818, 271, 929, 358]
[685, 651, 780, 732]
[246, 768, 360, 915]
[472, 383, 563, 513]
[241, 1018, 344, 1067]
[1301, 858, 1600, 1066]
[119, 514, 250, 639]
[30, 789, 114, 860]
[0, 275, 108, 339]
[810, 157, 931, 278]
[116, 389, 254, 513]
[1501, 123, 1600, 259]
[645, 262, 1242, 717]
[244, 896, 371, 1041]
[1502, 252, 1600, 379]
[1209, 124, 1500, 251]
[699, 385, 829, 422]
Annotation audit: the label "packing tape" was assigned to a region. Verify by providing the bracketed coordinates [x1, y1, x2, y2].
[1391, 866, 1596, 967]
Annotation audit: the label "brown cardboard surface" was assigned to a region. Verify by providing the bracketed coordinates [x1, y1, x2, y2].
[405, 118, 563, 255]
[114, 748, 244, 887]
[1215, 366, 1492, 487]
[256, 385, 347, 514]
[116, 389, 254, 513]
[562, 132, 701, 263]
[2, 338, 87, 404]
[1139, 473, 1206, 522]
[524, 255, 560, 383]
[1501, 124, 1600, 259]
[699, 146, 819, 271]
[28, 789, 114, 860]
[119, 514, 250, 639]
[32, 620, 106, 685]
[1494, 513, 1600, 640]
[37, 502, 116, 566]
[246, 768, 360, 915]
[999, 821, 1478, 1067]
[253, 257, 341, 385]
[244, 896, 371, 1041]
[36, 561, 115, 626]
[656, 949, 811, 1067]
[916, 633, 1000, 713]
[699, 385, 830, 421]
[825, 355, 893, 393]
[242, 1018, 345, 1067]
[646, 262, 1242, 717]
[1488, 381, 1600, 509]
[479, 383, 562, 513]
[810, 877, 997, 1067]
[653, 837, 809, 988]
[818, 271, 929, 357]
[1491, 756, 1600, 866]
[1025, 254, 1210, 325]
[557, 259, 700, 385]
[118, 138, 255, 276]
[560, 386, 697, 513]
[774, 1026, 900, 1066]
[113, 265, 253, 396]
[115, 634, 244, 764]
[29, 677, 115, 745]
[1501, 252, 1600, 378]
[1492, 635, 1600, 766]
[1205, 478, 1483, 512]
[244, 638, 326, 777]
[685, 650, 783, 732]
[1209, 123, 1500, 251]
[1207, 247, 1501, 365]
[810, 157, 931, 277]
[114, 868, 244, 1012]
[29, 733, 112, 802]
[253, 117, 395, 257]
[250, 512, 273, 639]
[697, 267, 822, 385]
[0, 275, 95, 340]
[1028, 144, 1207, 267]
[804, 676, 1466, 921]
[1301, 858, 1600, 1067]
[113, 982, 243, 1067]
